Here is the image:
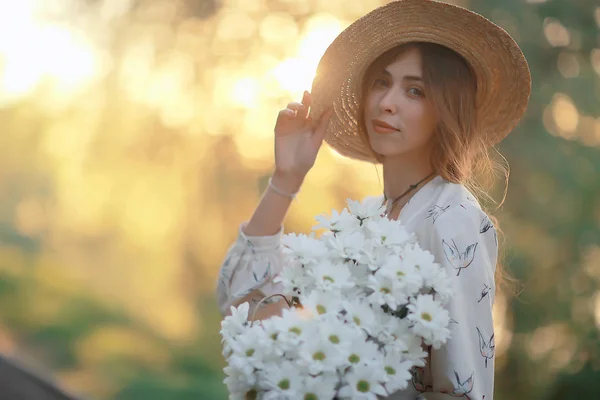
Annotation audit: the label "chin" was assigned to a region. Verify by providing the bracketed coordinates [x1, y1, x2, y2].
[373, 148, 406, 159]
[368, 137, 406, 158]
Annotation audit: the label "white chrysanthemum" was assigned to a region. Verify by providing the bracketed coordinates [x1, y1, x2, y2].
[407, 294, 451, 349]
[427, 270, 454, 304]
[338, 364, 388, 400]
[366, 272, 410, 309]
[302, 290, 343, 317]
[366, 274, 397, 308]
[382, 323, 428, 365]
[273, 261, 313, 296]
[271, 307, 316, 350]
[372, 312, 407, 348]
[402, 245, 453, 302]
[258, 317, 286, 356]
[347, 196, 386, 221]
[282, 233, 328, 264]
[308, 260, 354, 292]
[415, 259, 454, 304]
[365, 218, 413, 247]
[229, 326, 271, 370]
[401, 243, 436, 269]
[299, 334, 346, 374]
[345, 336, 381, 367]
[220, 302, 250, 341]
[363, 244, 395, 271]
[327, 230, 368, 262]
[223, 359, 256, 398]
[346, 262, 371, 287]
[378, 257, 423, 298]
[296, 374, 338, 400]
[380, 351, 414, 393]
[316, 315, 358, 354]
[259, 360, 305, 398]
[313, 207, 361, 232]
[225, 356, 257, 395]
[343, 299, 377, 333]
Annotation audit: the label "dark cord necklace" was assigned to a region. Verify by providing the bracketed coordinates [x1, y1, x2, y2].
[383, 172, 435, 214]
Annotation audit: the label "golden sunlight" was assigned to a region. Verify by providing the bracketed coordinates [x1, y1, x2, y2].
[273, 13, 345, 98]
[231, 77, 260, 108]
[0, 0, 101, 105]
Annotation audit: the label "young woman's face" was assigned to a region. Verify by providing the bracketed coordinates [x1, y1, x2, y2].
[363, 47, 438, 160]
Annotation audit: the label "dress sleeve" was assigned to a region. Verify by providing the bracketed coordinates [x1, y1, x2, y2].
[215, 223, 286, 316]
[417, 204, 497, 400]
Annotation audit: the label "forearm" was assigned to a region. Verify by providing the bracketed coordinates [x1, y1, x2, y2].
[249, 298, 289, 320]
[243, 173, 303, 237]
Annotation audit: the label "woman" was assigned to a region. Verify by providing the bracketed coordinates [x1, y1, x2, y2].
[216, 0, 531, 398]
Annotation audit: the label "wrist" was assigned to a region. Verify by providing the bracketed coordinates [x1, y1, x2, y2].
[271, 170, 304, 194]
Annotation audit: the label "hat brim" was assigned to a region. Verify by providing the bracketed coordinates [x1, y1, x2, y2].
[309, 0, 531, 163]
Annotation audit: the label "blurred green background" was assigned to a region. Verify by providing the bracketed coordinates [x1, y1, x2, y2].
[0, 0, 598, 399]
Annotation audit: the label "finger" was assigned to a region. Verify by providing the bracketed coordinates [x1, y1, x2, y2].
[286, 102, 306, 112]
[311, 107, 334, 143]
[302, 91, 312, 108]
[304, 93, 315, 125]
[290, 97, 308, 120]
[298, 106, 309, 120]
[276, 108, 297, 125]
[302, 90, 312, 123]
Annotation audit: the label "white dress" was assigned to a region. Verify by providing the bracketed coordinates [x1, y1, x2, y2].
[216, 176, 498, 399]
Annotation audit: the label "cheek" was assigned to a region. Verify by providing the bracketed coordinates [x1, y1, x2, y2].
[363, 94, 376, 117]
[411, 104, 437, 136]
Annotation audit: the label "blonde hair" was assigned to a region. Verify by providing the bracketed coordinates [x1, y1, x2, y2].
[360, 42, 515, 296]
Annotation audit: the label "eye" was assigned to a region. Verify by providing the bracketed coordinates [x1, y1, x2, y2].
[407, 87, 424, 97]
[372, 78, 390, 88]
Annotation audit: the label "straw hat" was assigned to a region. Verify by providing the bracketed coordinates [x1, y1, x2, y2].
[309, 0, 531, 163]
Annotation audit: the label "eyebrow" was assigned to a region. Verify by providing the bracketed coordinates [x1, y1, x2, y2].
[381, 68, 423, 82]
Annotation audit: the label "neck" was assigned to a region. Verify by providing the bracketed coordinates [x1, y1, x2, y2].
[381, 154, 435, 201]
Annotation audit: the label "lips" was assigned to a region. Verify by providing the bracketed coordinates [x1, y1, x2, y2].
[372, 119, 399, 134]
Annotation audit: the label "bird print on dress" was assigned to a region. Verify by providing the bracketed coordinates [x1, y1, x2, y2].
[477, 327, 495, 368]
[479, 217, 493, 234]
[477, 283, 491, 303]
[426, 205, 450, 223]
[479, 216, 497, 246]
[442, 370, 475, 399]
[442, 239, 478, 276]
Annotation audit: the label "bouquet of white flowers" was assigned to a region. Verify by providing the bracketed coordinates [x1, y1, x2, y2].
[220, 196, 454, 400]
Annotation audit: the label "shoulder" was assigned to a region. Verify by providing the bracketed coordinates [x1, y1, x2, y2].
[417, 199, 498, 281]
[421, 181, 491, 230]
[414, 181, 498, 251]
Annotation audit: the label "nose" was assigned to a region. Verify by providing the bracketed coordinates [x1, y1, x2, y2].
[378, 88, 398, 114]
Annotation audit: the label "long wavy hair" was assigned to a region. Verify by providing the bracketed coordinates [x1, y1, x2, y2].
[359, 42, 515, 296]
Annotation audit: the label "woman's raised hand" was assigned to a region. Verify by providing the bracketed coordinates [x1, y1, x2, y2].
[272, 91, 333, 192]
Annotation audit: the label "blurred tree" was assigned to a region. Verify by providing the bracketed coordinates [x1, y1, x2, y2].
[472, 0, 600, 398]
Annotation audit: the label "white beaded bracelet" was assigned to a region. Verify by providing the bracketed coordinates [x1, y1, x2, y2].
[268, 177, 299, 200]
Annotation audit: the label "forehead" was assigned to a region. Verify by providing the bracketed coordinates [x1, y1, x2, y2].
[381, 47, 422, 76]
